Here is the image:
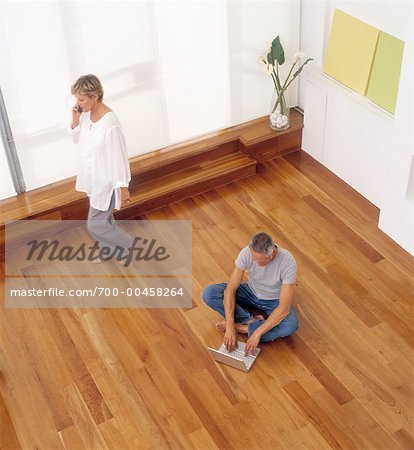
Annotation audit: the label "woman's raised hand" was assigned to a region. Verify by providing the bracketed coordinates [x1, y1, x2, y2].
[71, 104, 82, 129]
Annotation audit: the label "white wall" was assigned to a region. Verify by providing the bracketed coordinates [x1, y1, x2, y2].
[300, 0, 414, 255]
[0, 0, 299, 198]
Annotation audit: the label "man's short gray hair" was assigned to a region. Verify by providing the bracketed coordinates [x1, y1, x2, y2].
[249, 232, 276, 256]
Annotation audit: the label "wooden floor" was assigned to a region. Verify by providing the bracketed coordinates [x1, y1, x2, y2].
[1, 150, 413, 449]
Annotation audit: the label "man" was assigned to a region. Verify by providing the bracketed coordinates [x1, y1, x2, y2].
[202, 232, 299, 356]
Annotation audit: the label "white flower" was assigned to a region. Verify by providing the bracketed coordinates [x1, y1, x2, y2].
[294, 51, 306, 59]
[257, 56, 267, 64]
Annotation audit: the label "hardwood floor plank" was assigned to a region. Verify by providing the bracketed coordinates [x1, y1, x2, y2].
[283, 381, 357, 449]
[75, 370, 113, 426]
[297, 303, 411, 400]
[82, 311, 179, 449]
[368, 258, 414, 315]
[345, 360, 413, 433]
[58, 424, 88, 450]
[325, 262, 382, 328]
[280, 424, 332, 450]
[108, 310, 206, 437]
[188, 427, 220, 450]
[283, 151, 380, 224]
[317, 391, 398, 450]
[178, 376, 234, 449]
[0, 387, 22, 450]
[97, 417, 136, 450]
[303, 194, 384, 263]
[62, 383, 109, 449]
[86, 359, 152, 448]
[37, 309, 113, 426]
[285, 335, 354, 406]
[392, 427, 414, 450]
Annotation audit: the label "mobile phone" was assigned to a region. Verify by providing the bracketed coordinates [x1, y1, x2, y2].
[76, 105, 83, 113]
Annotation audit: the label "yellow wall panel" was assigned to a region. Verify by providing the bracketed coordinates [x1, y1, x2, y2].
[324, 9, 379, 95]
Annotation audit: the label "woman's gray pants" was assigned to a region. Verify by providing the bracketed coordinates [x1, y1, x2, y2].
[87, 192, 132, 261]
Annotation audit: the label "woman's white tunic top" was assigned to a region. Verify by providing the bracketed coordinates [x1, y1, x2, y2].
[69, 111, 131, 211]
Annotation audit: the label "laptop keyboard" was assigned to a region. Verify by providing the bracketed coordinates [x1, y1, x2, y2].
[222, 347, 256, 369]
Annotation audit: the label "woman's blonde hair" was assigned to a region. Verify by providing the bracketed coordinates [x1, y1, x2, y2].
[71, 74, 104, 101]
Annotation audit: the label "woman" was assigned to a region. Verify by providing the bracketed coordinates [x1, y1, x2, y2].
[69, 74, 132, 263]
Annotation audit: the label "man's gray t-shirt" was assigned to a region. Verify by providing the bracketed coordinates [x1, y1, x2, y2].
[235, 246, 296, 300]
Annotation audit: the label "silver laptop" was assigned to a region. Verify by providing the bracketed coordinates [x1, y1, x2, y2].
[208, 340, 261, 372]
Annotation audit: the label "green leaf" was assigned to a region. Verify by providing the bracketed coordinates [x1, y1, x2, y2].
[266, 49, 273, 65]
[271, 36, 285, 66]
[292, 57, 313, 78]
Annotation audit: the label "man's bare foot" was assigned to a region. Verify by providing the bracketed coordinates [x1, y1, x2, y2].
[215, 320, 227, 332]
[215, 314, 264, 334]
[234, 319, 261, 334]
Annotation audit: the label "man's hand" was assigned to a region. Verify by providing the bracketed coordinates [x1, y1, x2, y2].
[245, 330, 261, 356]
[224, 324, 237, 352]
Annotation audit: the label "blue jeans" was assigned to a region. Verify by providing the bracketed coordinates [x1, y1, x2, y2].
[202, 282, 299, 342]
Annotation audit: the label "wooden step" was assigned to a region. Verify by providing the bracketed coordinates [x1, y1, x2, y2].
[116, 152, 256, 218]
[0, 183, 82, 224]
[240, 110, 303, 163]
[129, 139, 239, 187]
